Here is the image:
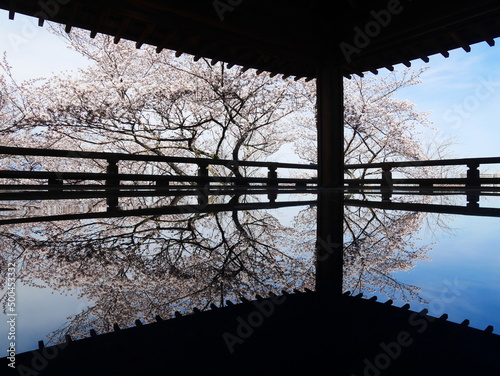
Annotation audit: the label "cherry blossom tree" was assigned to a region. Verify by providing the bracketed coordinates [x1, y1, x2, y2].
[294, 67, 439, 180]
[1, 27, 307, 181]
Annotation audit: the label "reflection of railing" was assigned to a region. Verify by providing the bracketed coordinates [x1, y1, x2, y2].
[345, 198, 500, 218]
[0, 197, 317, 225]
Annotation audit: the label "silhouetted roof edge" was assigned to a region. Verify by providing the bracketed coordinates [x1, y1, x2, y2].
[1, 1, 499, 79]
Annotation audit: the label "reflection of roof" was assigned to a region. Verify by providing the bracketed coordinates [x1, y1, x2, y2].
[4, 290, 499, 375]
[1, 1, 500, 78]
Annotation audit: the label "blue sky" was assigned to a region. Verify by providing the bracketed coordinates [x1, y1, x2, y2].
[1, 11, 499, 352]
[391, 40, 500, 160]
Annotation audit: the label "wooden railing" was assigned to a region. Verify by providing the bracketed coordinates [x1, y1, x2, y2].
[1, 146, 500, 216]
[344, 157, 500, 207]
[1, 146, 499, 197]
[0, 145, 318, 205]
[0, 145, 318, 189]
[344, 157, 500, 189]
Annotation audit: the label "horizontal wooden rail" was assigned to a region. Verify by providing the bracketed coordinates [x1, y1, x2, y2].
[345, 178, 500, 186]
[1, 146, 499, 197]
[0, 145, 317, 170]
[0, 145, 319, 205]
[345, 199, 500, 218]
[344, 157, 500, 170]
[0, 186, 318, 201]
[2, 146, 499, 172]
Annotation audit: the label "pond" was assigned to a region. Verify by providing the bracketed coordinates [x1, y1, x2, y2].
[1, 189, 499, 354]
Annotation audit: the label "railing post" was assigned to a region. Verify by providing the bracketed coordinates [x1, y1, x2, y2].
[381, 165, 393, 188]
[466, 162, 480, 207]
[348, 181, 360, 193]
[106, 158, 119, 211]
[48, 176, 64, 193]
[106, 159, 119, 184]
[267, 165, 278, 202]
[381, 165, 393, 202]
[155, 179, 170, 189]
[466, 162, 480, 188]
[198, 163, 209, 186]
[197, 163, 209, 205]
[155, 179, 170, 191]
[419, 182, 434, 195]
[267, 166, 277, 185]
[48, 177, 64, 185]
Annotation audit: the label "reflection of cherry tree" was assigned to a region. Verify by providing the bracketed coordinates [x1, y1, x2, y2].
[291, 203, 430, 302]
[342, 205, 429, 301]
[0, 196, 311, 343]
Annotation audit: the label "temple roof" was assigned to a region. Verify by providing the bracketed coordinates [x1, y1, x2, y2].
[1, 0, 500, 78]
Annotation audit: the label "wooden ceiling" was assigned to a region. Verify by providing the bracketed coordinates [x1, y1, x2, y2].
[1, 0, 500, 79]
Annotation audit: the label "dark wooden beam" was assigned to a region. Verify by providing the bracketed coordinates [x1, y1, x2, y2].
[315, 60, 345, 301]
[316, 62, 344, 188]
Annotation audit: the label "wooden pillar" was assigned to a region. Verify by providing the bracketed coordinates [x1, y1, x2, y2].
[316, 61, 345, 302]
[316, 62, 344, 188]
